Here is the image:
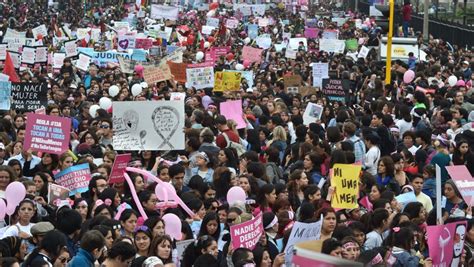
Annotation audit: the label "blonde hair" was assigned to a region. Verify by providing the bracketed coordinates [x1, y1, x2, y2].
[272, 126, 287, 142]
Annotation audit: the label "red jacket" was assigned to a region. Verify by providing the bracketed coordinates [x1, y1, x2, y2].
[402, 4, 412, 22]
[216, 129, 240, 149]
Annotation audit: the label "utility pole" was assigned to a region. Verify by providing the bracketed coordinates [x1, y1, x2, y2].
[385, 0, 394, 86]
[423, 0, 429, 41]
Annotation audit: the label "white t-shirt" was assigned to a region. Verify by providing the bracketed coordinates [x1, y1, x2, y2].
[2, 222, 35, 238]
[364, 146, 381, 176]
[395, 119, 413, 137]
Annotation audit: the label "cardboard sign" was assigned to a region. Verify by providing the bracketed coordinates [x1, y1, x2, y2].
[303, 103, 323, 126]
[242, 46, 263, 64]
[167, 61, 187, 83]
[11, 83, 48, 111]
[150, 4, 179, 20]
[230, 212, 263, 250]
[109, 154, 132, 184]
[284, 219, 323, 264]
[220, 100, 246, 129]
[312, 63, 329, 87]
[427, 221, 467, 267]
[331, 164, 361, 209]
[143, 63, 172, 85]
[446, 165, 474, 204]
[64, 39, 78, 58]
[112, 101, 185, 151]
[54, 163, 91, 196]
[186, 66, 214, 89]
[299, 86, 317, 97]
[284, 75, 302, 88]
[48, 184, 70, 206]
[322, 79, 345, 103]
[24, 113, 71, 155]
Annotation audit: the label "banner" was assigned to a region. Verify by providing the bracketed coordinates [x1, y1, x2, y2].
[0, 81, 11, 110]
[143, 63, 172, 85]
[331, 164, 361, 209]
[230, 212, 263, 250]
[77, 47, 147, 67]
[150, 5, 179, 20]
[54, 163, 91, 196]
[312, 63, 329, 87]
[167, 61, 187, 83]
[24, 113, 71, 155]
[322, 79, 345, 103]
[109, 154, 132, 184]
[284, 219, 322, 264]
[446, 165, 474, 204]
[319, 39, 345, 54]
[112, 101, 185, 151]
[302, 103, 323, 126]
[186, 66, 214, 89]
[427, 221, 467, 267]
[48, 184, 70, 206]
[220, 100, 246, 129]
[11, 83, 48, 111]
[242, 46, 263, 64]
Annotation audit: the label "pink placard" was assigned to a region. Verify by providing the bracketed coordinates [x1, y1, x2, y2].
[230, 212, 263, 250]
[220, 100, 246, 129]
[109, 154, 132, 184]
[135, 38, 154, 49]
[187, 61, 214, 68]
[24, 113, 71, 155]
[304, 27, 319, 39]
[427, 221, 467, 266]
[446, 165, 474, 204]
[242, 46, 263, 64]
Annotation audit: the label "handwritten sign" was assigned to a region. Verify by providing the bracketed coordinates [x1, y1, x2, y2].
[135, 38, 153, 49]
[220, 100, 246, 129]
[32, 25, 48, 39]
[24, 113, 71, 155]
[21, 46, 36, 65]
[226, 19, 239, 29]
[230, 212, 263, 250]
[75, 53, 91, 72]
[11, 83, 48, 111]
[186, 66, 214, 89]
[53, 53, 66, 69]
[109, 154, 132, 184]
[446, 165, 474, 204]
[35, 46, 48, 64]
[304, 27, 319, 39]
[242, 46, 263, 64]
[303, 103, 323, 126]
[55, 163, 91, 196]
[284, 219, 322, 264]
[322, 79, 345, 103]
[64, 39, 78, 58]
[143, 63, 172, 86]
[331, 164, 361, 209]
[319, 39, 345, 54]
[167, 61, 187, 83]
[312, 63, 329, 87]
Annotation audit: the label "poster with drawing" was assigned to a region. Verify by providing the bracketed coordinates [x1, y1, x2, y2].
[303, 103, 323, 126]
[112, 101, 185, 151]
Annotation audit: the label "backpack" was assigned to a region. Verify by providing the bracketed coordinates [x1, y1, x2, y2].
[222, 132, 246, 157]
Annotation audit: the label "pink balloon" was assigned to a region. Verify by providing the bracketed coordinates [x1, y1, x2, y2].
[123, 172, 148, 221]
[403, 70, 415, 84]
[5, 182, 26, 215]
[0, 199, 6, 221]
[243, 60, 251, 68]
[227, 186, 246, 206]
[163, 213, 182, 240]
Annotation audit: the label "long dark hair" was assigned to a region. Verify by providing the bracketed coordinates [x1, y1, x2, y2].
[198, 212, 221, 240]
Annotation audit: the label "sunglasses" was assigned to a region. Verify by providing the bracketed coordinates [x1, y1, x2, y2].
[99, 125, 110, 129]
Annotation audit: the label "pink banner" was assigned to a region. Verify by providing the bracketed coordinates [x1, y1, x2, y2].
[230, 212, 263, 250]
[427, 221, 467, 267]
[24, 113, 71, 155]
[109, 154, 132, 184]
[446, 165, 474, 204]
[242, 46, 263, 64]
[220, 100, 246, 129]
[304, 27, 319, 39]
[187, 61, 214, 68]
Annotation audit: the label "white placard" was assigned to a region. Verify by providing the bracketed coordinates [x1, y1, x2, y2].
[76, 28, 91, 41]
[150, 4, 179, 21]
[206, 17, 220, 28]
[201, 26, 215, 35]
[112, 101, 185, 151]
[114, 22, 130, 32]
[303, 103, 323, 125]
[35, 46, 48, 63]
[256, 35, 272, 49]
[53, 53, 66, 69]
[75, 53, 91, 72]
[226, 19, 239, 29]
[117, 34, 136, 52]
[358, 46, 371, 58]
[0, 44, 7, 61]
[319, 39, 345, 54]
[312, 62, 329, 87]
[21, 46, 36, 65]
[64, 40, 78, 58]
[186, 67, 214, 89]
[285, 49, 297, 59]
[287, 38, 308, 51]
[284, 219, 322, 264]
[32, 25, 48, 39]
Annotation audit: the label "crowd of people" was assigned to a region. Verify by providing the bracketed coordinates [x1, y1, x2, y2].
[0, 0, 473, 266]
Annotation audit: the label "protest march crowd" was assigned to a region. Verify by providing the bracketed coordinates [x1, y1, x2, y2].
[0, 0, 474, 266]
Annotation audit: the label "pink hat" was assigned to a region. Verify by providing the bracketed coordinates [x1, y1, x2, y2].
[456, 80, 466, 87]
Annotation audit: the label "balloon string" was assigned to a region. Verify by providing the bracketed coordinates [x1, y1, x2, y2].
[123, 172, 148, 221]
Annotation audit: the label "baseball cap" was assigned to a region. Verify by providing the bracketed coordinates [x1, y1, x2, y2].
[0, 143, 4, 150]
[463, 61, 469, 65]
[31, 222, 55, 236]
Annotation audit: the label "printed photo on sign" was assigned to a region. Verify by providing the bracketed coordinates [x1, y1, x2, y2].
[303, 103, 323, 126]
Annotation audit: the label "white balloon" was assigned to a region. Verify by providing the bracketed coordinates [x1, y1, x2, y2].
[235, 64, 244, 71]
[99, 97, 113, 110]
[244, 37, 251, 44]
[196, 51, 204, 61]
[131, 84, 143, 96]
[89, 104, 100, 118]
[448, 75, 458, 87]
[207, 10, 216, 17]
[108, 85, 120, 97]
[140, 82, 148, 89]
[204, 41, 210, 48]
[273, 27, 278, 34]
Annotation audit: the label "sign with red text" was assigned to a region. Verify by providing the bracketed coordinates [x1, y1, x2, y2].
[54, 163, 91, 196]
[24, 113, 71, 155]
[109, 154, 132, 184]
[230, 212, 263, 250]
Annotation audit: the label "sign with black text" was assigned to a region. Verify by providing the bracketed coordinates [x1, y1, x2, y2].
[11, 83, 48, 111]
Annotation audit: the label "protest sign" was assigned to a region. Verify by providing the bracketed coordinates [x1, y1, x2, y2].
[114, 21, 130, 32]
[150, 5, 179, 20]
[76, 28, 90, 41]
[0, 44, 7, 61]
[143, 63, 172, 85]
[302, 103, 323, 126]
[230, 212, 263, 250]
[0, 81, 11, 110]
[284, 75, 302, 88]
[284, 219, 323, 264]
[258, 18, 269, 27]
[118, 34, 136, 52]
[319, 39, 346, 54]
[201, 26, 215, 35]
[322, 30, 338, 39]
[226, 19, 239, 29]
[170, 92, 186, 101]
[345, 39, 358, 51]
[248, 24, 259, 39]
[322, 79, 345, 103]
[358, 46, 371, 58]
[21, 46, 36, 65]
[48, 184, 70, 206]
[176, 239, 195, 264]
[53, 53, 66, 69]
[186, 66, 214, 89]
[312, 63, 329, 87]
[135, 38, 153, 50]
[220, 100, 246, 129]
[167, 61, 187, 83]
[395, 191, 417, 208]
[242, 46, 263, 64]
[285, 49, 297, 59]
[64, 39, 78, 58]
[112, 101, 185, 151]
[292, 242, 362, 266]
[331, 164, 361, 209]
[11, 83, 48, 111]
[214, 72, 242, 92]
[35, 46, 48, 64]
[299, 86, 317, 97]
[32, 24, 48, 39]
[75, 53, 91, 72]
[446, 165, 474, 204]
[224, 70, 254, 89]
[256, 35, 272, 49]
[109, 154, 132, 184]
[54, 163, 91, 196]
[304, 27, 319, 39]
[24, 113, 71, 155]
[427, 220, 467, 267]
[288, 38, 308, 51]
[206, 17, 220, 28]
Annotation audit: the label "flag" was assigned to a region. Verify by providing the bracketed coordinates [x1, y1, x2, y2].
[3, 52, 20, 83]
